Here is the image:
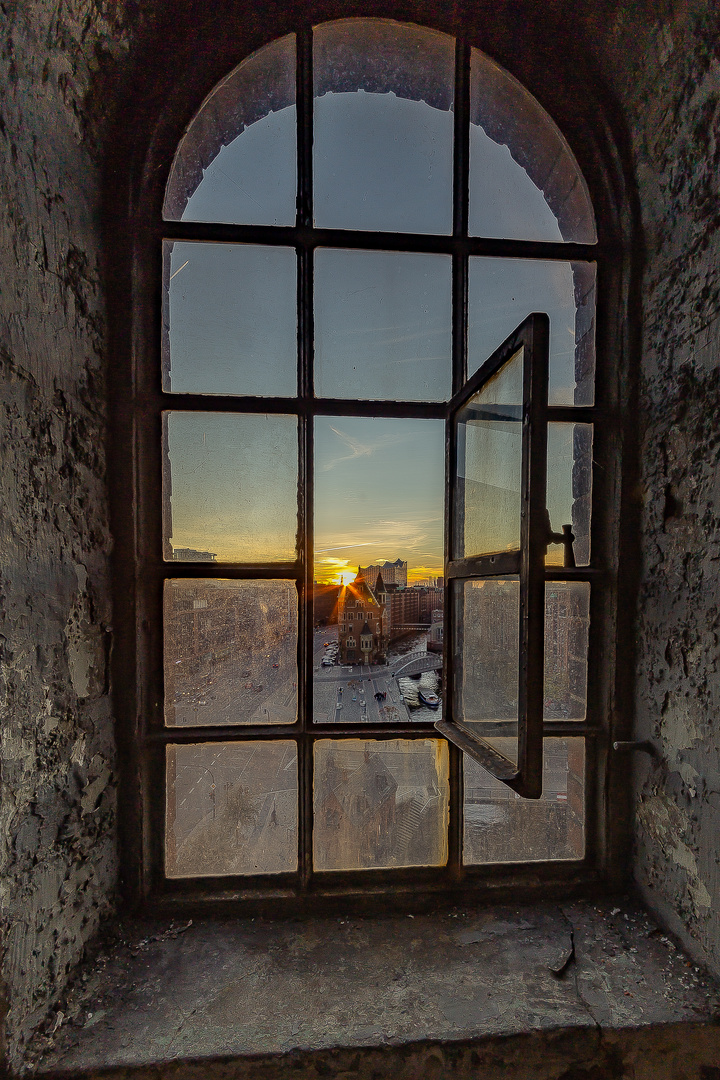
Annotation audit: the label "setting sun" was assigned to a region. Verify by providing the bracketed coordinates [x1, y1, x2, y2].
[338, 570, 356, 587]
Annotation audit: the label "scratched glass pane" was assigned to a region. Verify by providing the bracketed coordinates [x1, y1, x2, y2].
[463, 738, 585, 863]
[162, 242, 296, 397]
[163, 579, 298, 727]
[313, 20, 454, 234]
[544, 582, 590, 720]
[163, 34, 296, 225]
[166, 741, 298, 877]
[314, 249, 452, 401]
[454, 349, 523, 560]
[455, 578, 520, 769]
[546, 423, 593, 566]
[313, 738, 449, 870]
[469, 48, 596, 243]
[469, 259, 596, 406]
[163, 412, 297, 563]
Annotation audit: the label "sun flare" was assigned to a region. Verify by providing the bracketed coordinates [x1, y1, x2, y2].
[338, 569, 356, 587]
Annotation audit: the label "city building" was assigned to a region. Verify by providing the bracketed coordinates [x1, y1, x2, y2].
[357, 558, 408, 588]
[384, 584, 444, 639]
[337, 573, 389, 665]
[171, 547, 218, 562]
[427, 609, 444, 653]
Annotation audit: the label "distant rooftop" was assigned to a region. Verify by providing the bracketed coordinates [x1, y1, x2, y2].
[172, 548, 218, 562]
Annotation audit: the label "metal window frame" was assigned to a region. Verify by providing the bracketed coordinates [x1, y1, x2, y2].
[114, 21, 627, 911]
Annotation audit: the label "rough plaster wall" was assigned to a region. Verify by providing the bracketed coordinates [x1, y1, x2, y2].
[0, 0, 130, 1067]
[602, 2, 720, 975]
[1, 0, 720, 1068]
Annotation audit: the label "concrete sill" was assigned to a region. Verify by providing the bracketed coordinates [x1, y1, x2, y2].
[30, 897, 720, 1079]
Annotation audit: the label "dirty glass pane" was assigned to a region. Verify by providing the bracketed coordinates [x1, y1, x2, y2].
[313, 20, 454, 234]
[164, 34, 296, 225]
[313, 738, 449, 870]
[314, 249, 452, 401]
[463, 738, 585, 863]
[544, 583, 590, 720]
[546, 423, 593, 566]
[453, 349, 523, 560]
[163, 412, 298, 562]
[314, 414, 445, 721]
[454, 578, 520, 768]
[163, 579, 298, 727]
[468, 259, 596, 407]
[469, 48, 596, 243]
[162, 242, 296, 397]
[166, 741, 298, 877]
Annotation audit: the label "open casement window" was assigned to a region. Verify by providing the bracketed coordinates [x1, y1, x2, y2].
[126, 16, 616, 907]
[437, 314, 550, 799]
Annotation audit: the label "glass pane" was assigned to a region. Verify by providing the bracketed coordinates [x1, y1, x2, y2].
[163, 412, 298, 562]
[162, 242, 297, 397]
[454, 578, 520, 769]
[469, 48, 596, 243]
[163, 579, 298, 727]
[463, 738, 585, 863]
[314, 249, 452, 402]
[314, 416, 445, 720]
[313, 738, 449, 870]
[468, 259, 596, 407]
[546, 423, 593, 566]
[164, 34, 296, 225]
[453, 349, 523, 560]
[166, 741, 298, 877]
[545, 582, 590, 720]
[313, 20, 454, 234]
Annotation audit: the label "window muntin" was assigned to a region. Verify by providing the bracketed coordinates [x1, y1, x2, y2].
[145, 20, 605, 898]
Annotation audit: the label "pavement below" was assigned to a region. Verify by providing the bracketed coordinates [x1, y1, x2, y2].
[29, 896, 720, 1079]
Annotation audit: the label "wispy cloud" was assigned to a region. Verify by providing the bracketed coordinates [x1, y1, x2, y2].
[321, 425, 406, 471]
[315, 542, 375, 553]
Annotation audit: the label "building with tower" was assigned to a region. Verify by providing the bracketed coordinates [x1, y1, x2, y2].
[337, 572, 389, 665]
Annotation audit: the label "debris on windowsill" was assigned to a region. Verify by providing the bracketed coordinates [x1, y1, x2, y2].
[129, 919, 193, 955]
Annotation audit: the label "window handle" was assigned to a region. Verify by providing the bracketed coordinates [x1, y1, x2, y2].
[545, 512, 576, 568]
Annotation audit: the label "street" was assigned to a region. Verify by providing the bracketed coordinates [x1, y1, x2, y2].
[312, 626, 441, 723]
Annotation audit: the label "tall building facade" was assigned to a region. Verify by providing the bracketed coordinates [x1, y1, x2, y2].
[357, 558, 407, 588]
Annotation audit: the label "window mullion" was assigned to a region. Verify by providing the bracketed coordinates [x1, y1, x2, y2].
[297, 25, 314, 888]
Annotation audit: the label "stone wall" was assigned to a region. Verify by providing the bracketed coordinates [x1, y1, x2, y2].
[598, 2, 720, 977]
[2, 0, 720, 1071]
[0, 0, 132, 1068]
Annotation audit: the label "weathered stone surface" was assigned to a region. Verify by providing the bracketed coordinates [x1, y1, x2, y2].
[598, 2, 720, 975]
[2, 0, 720, 1074]
[30, 900, 720, 1078]
[0, 1, 132, 1068]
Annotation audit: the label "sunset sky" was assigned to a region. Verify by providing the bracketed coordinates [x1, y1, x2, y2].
[165, 80, 586, 577]
[313, 416, 445, 583]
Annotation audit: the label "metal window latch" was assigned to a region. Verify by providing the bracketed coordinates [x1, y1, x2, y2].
[612, 740, 658, 757]
[545, 511, 576, 568]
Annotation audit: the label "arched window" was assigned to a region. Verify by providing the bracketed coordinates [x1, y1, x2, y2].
[131, 18, 614, 903]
